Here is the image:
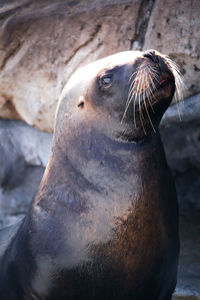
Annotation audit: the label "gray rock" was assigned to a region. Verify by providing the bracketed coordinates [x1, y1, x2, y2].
[0, 0, 142, 131]
[173, 209, 200, 299]
[0, 119, 52, 228]
[0, 135, 25, 188]
[142, 0, 200, 99]
[0, 166, 44, 228]
[0, 217, 24, 261]
[0, 119, 52, 168]
[160, 94, 200, 209]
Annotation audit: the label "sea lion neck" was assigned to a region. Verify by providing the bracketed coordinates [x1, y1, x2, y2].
[33, 131, 163, 209]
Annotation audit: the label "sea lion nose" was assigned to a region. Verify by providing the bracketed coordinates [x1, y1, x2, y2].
[143, 49, 159, 63]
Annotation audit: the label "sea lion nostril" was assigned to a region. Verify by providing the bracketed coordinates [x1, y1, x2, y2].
[144, 50, 159, 64]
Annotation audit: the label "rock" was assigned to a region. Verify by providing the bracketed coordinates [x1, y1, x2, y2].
[0, 136, 25, 188]
[161, 93, 200, 172]
[160, 93, 200, 209]
[0, 119, 52, 228]
[0, 119, 52, 168]
[0, 0, 199, 131]
[160, 94, 200, 297]
[0, 0, 141, 132]
[142, 0, 200, 99]
[0, 217, 24, 260]
[0, 166, 44, 228]
[173, 208, 200, 299]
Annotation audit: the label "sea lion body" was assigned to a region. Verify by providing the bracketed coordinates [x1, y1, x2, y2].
[0, 50, 180, 300]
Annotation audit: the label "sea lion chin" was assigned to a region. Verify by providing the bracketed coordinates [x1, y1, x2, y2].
[0, 50, 183, 300]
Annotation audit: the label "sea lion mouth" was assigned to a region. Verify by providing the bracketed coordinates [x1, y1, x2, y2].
[151, 73, 175, 104]
[157, 75, 173, 89]
[122, 50, 184, 134]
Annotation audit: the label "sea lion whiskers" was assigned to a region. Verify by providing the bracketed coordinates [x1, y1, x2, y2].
[122, 66, 148, 122]
[142, 72, 156, 132]
[135, 64, 159, 133]
[122, 54, 183, 133]
[136, 76, 147, 134]
[133, 96, 137, 128]
[127, 66, 149, 101]
[140, 70, 156, 133]
[122, 63, 159, 134]
[121, 85, 135, 122]
[128, 70, 137, 83]
[164, 56, 184, 103]
[144, 72, 155, 112]
[163, 56, 184, 120]
[143, 91, 156, 133]
[137, 72, 145, 121]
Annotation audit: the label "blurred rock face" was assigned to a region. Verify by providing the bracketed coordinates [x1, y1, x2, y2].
[160, 94, 200, 210]
[142, 0, 200, 97]
[0, 0, 199, 132]
[0, 119, 52, 228]
[0, 0, 141, 132]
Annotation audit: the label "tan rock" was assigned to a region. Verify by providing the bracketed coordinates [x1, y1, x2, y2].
[0, 0, 199, 132]
[143, 0, 200, 98]
[0, 1, 141, 132]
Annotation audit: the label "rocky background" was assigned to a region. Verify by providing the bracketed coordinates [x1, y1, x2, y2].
[0, 0, 199, 298]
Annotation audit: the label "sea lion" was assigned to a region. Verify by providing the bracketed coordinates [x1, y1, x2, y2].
[0, 49, 183, 300]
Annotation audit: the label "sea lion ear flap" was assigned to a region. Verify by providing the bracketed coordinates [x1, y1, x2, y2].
[77, 96, 85, 109]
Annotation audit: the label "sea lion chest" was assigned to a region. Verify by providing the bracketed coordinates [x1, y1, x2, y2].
[30, 133, 177, 299]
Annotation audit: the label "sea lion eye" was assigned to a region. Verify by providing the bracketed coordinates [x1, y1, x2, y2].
[100, 75, 113, 87]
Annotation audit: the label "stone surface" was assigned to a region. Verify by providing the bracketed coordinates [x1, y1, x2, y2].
[142, 0, 200, 99]
[161, 95, 200, 298]
[0, 119, 52, 228]
[0, 0, 141, 132]
[160, 93, 200, 209]
[0, 0, 199, 131]
[173, 208, 200, 300]
[0, 119, 52, 168]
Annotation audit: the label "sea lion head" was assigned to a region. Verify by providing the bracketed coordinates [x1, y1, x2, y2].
[55, 50, 183, 143]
